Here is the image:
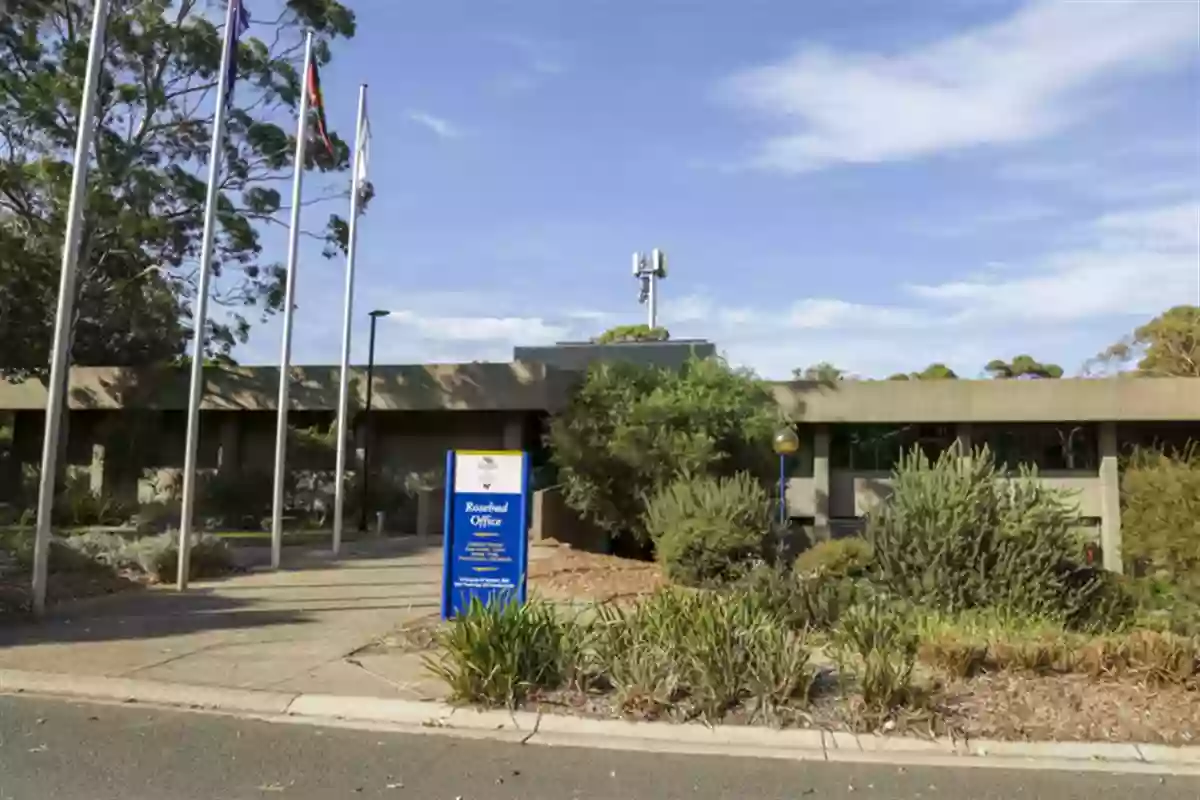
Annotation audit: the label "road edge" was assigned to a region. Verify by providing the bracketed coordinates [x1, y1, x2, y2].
[2, 668, 1197, 776]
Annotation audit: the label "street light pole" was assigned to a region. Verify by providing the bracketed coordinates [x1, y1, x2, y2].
[358, 309, 389, 531]
[773, 426, 800, 527]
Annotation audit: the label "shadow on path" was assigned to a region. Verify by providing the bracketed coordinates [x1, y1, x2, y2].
[0, 589, 313, 647]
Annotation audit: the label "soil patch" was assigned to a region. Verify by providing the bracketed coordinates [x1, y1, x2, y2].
[528, 546, 665, 605]
[514, 673, 1199, 746]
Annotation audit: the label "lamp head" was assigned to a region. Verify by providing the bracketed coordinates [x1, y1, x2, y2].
[773, 426, 800, 456]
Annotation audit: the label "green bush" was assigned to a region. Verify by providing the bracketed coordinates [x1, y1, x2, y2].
[548, 357, 777, 546]
[794, 537, 875, 578]
[739, 564, 868, 631]
[647, 472, 773, 586]
[124, 532, 235, 582]
[867, 446, 1132, 629]
[593, 324, 670, 344]
[424, 597, 576, 708]
[1121, 444, 1200, 582]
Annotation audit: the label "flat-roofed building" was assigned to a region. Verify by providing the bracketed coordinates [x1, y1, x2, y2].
[1, 361, 1196, 571]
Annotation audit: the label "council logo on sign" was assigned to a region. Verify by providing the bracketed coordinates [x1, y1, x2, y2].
[478, 456, 497, 489]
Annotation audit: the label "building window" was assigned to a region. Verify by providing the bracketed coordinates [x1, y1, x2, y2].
[975, 424, 1097, 471]
[831, 424, 956, 471]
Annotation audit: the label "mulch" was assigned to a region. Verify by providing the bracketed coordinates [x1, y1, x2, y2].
[528, 546, 666, 605]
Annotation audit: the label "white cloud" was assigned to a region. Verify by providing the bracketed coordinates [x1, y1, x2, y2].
[406, 110, 461, 140]
[488, 33, 567, 96]
[722, 0, 1196, 172]
[386, 310, 569, 344]
[906, 201, 1199, 322]
[667, 201, 1199, 377]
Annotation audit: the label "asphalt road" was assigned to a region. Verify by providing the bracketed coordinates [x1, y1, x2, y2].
[0, 695, 1195, 800]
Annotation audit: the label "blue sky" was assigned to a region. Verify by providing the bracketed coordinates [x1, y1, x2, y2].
[236, 0, 1200, 379]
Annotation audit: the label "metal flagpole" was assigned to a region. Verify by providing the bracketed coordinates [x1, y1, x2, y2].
[332, 83, 368, 556]
[31, 0, 112, 616]
[176, 0, 244, 591]
[270, 31, 315, 570]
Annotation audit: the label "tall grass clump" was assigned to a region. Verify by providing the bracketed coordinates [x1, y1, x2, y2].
[833, 599, 922, 716]
[425, 597, 577, 708]
[589, 589, 815, 724]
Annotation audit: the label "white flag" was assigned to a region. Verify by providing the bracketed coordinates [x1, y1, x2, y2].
[354, 109, 371, 207]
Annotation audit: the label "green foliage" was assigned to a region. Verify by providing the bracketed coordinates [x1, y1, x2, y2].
[1129, 576, 1200, 636]
[793, 537, 875, 578]
[866, 446, 1132, 629]
[56, 473, 137, 527]
[129, 532, 235, 582]
[832, 599, 921, 713]
[593, 324, 670, 344]
[888, 363, 959, 381]
[1093, 305, 1200, 377]
[984, 355, 1064, 379]
[646, 472, 773, 586]
[198, 470, 275, 529]
[739, 564, 867, 631]
[424, 597, 577, 708]
[548, 357, 777, 545]
[1121, 444, 1200, 582]
[0, 0, 362, 378]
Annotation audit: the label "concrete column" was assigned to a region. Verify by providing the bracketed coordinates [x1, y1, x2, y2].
[1098, 421, 1123, 574]
[502, 414, 526, 451]
[955, 423, 973, 470]
[813, 424, 830, 540]
[217, 413, 241, 474]
[88, 442, 106, 496]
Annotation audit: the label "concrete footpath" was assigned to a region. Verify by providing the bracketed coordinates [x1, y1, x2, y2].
[0, 538, 452, 701]
[1, 538, 1198, 777]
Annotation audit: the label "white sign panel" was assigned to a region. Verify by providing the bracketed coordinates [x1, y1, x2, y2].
[453, 451, 525, 495]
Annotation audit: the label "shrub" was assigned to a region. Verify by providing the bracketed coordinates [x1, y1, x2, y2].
[867, 446, 1132, 629]
[589, 589, 815, 723]
[1121, 444, 1200, 582]
[197, 470, 274, 529]
[1130, 576, 1200, 636]
[647, 471, 773, 586]
[424, 597, 575, 707]
[739, 564, 867, 631]
[123, 532, 236, 583]
[833, 599, 921, 714]
[593, 324, 670, 344]
[56, 474, 136, 527]
[548, 357, 777, 546]
[794, 537, 874, 578]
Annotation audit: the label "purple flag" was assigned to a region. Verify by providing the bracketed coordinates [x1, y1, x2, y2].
[223, 0, 251, 107]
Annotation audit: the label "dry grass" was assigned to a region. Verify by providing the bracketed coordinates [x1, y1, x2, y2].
[917, 612, 1199, 689]
[941, 673, 1200, 745]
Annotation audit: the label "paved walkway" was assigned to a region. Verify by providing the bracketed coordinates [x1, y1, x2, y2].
[0, 538, 466, 702]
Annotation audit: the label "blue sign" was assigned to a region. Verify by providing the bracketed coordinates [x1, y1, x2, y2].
[440, 449, 530, 619]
